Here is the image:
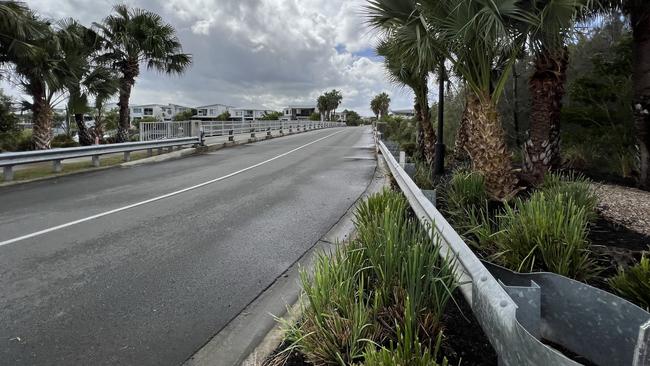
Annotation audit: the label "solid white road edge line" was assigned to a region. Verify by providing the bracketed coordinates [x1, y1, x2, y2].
[0, 129, 346, 247]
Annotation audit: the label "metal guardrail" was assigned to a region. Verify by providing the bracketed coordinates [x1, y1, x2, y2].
[375, 133, 650, 366]
[0, 137, 201, 182]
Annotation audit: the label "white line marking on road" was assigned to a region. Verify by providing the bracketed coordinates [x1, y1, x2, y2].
[0, 129, 346, 247]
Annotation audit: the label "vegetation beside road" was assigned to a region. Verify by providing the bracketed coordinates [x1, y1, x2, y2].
[266, 190, 479, 365]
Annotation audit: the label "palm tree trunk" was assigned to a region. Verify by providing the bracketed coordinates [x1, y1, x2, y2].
[414, 101, 425, 161]
[418, 94, 436, 167]
[94, 102, 104, 143]
[116, 75, 133, 143]
[453, 100, 471, 163]
[523, 47, 567, 185]
[74, 113, 94, 146]
[631, 9, 650, 189]
[465, 94, 517, 200]
[31, 83, 52, 150]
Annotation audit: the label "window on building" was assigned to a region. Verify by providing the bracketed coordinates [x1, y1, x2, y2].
[144, 108, 153, 115]
[133, 108, 142, 113]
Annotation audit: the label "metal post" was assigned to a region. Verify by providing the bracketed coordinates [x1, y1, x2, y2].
[146, 149, 153, 157]
[266, 127, 271, 137]
[434, 61, 446, 175]
[52, 160, 62, 173]
[123, 151, 131, 162]
[157, 147, 163, 155]
[3, 166, 13, 182]
[92, 155, 100, 167]
[228, 129, 234, 142]
[399, 151, 406, 168]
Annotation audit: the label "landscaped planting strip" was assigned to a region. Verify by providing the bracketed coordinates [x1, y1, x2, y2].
[376, 135, 650, 366]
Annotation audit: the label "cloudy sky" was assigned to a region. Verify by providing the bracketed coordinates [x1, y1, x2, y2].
[2, 0, 425, 115]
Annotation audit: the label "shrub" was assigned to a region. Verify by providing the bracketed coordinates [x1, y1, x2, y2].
[609, 255, 650, 310]
[440, 170, 493, 249]
[412, 159, 434, 190]
[539, 171, 598, 222]
[283, 189, 457, 363]
[52, 134, 79, 148]
[364, 297, 449, 366]
[15, 129, 34, 151]
[493, 192, 599, 281]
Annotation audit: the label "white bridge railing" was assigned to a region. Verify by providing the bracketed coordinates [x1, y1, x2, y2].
[139, 120, 345, 141]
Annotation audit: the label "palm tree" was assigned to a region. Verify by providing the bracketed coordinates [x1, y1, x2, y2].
[317, 95, 328, 120]
[377, 38, 433, 164]
[94, 5, 192, 142]
[366, 0, 444, 168]
[419, 0, 527, 199]
[522, 0, 590, 185]
[2, 8, 71, 149]
[372, 92, 391, 119]
[325, 89, 343, 120]
[595, 0, 650, 189]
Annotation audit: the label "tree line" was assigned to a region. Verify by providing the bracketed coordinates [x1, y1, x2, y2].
[367, 0, 650, 194]
[0, 2, 191, 149]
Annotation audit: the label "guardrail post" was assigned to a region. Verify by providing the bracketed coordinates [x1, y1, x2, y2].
[399, 151, 406, 168]
[92, 155, 100, 167]
[52, 160, 62, 173]
[289, 124, 293, 133]
[167, 147, 173, 153]
[280, 122, 284, 135]
[157, 147, 163, 155]
[123, 151, 131, 162]
[266, 127, 271, 137]
[146, 149, 153, 157]
[3, 166, 13, 182]
[228, 129, 234, 142]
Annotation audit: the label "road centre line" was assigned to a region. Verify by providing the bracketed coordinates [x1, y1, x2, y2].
[0, 129, 346, 247]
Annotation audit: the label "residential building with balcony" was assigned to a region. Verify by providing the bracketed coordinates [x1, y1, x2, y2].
[281, 105, 318, 121]
[192, 104, 234, 120]
[390, 109, 416, 118]
[129, 103, 192, 123]
[230, 107, 275, 121]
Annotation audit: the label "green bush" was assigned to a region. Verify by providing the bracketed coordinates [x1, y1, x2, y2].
[283, 189, 457, 364]
[539, 172, 598, 222]
[609, 255, 650, 310]
[14, 129, 34, 151]
[412, 159, 434, 190]
[493, 192, 598, 281]
[52, 134, 79, 148]
[440, 170, 492, 247]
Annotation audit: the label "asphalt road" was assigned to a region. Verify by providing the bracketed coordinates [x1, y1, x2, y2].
[0, 126, 376, 365]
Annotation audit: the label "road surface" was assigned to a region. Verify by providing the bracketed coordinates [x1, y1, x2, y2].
[0, 126, 376, 365]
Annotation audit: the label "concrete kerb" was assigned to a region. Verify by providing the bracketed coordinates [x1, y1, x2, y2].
[183, 149, 389, 366]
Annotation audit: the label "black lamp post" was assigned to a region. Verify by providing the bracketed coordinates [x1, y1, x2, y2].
[434, 60, 446, 175]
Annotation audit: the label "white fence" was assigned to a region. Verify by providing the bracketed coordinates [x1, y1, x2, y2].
[139, 120, 345, 141]
[139, 121, 192, 141]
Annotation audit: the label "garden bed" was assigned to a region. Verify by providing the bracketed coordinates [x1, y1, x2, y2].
[262, 189, 497, 365]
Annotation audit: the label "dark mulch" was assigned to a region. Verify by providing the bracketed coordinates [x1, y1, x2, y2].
[441, 291, 498, 366]
[263, 293, 498, 366]
[263, 339, 309, 366]
[588, 213, 650, 290]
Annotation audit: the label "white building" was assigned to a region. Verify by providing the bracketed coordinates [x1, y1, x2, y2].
[192, 104, 234, 120]
[281, 105, 318, 121]
[390, 109, 416, 118]
[129, 103, 192, 123]
[230, 107, 275, 121]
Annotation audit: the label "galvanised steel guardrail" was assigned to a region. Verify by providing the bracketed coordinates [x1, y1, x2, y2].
[376, 132, 650, 366]
[0, 137, 201, 182]
[140, 120, 345, 141]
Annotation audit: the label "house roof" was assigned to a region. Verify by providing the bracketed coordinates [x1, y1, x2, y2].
[196, 103, 234, 109]
[286, 105, 316, 109]
[391, 109, 416, 114]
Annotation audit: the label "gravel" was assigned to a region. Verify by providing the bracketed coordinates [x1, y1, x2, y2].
[593, 183, 650, 237]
